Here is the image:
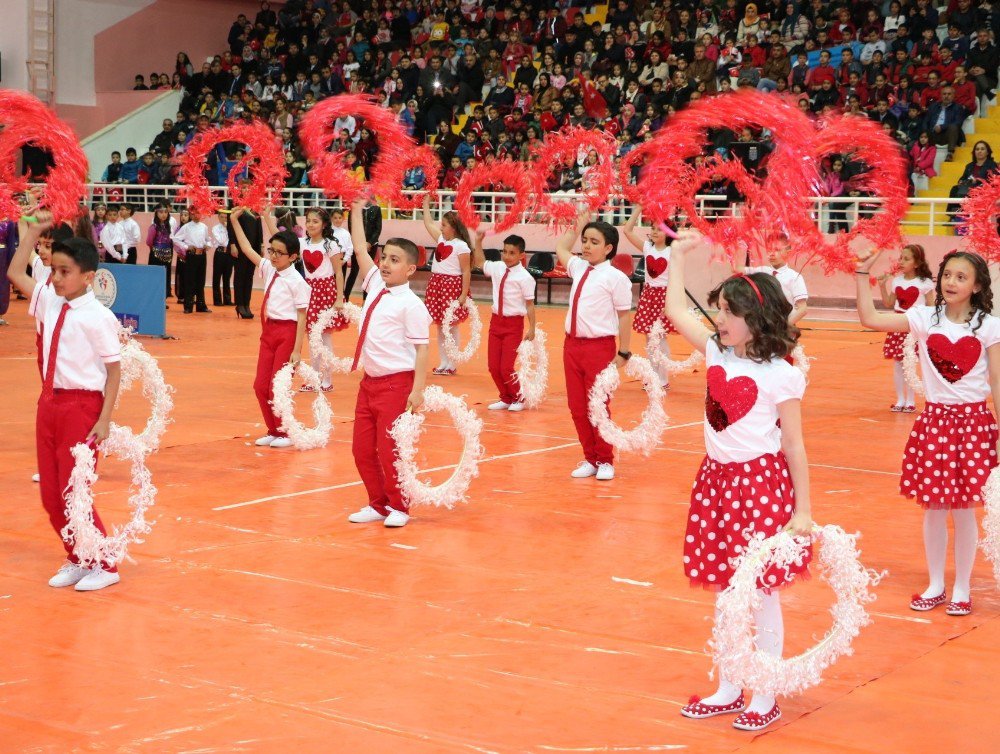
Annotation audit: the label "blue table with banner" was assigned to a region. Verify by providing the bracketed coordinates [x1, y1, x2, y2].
[93, 263, 167, 337]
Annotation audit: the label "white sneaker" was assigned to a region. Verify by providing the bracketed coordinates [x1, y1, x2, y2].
[48, 562, 90, 588]
[269, 437, 293, 448]
[507, 402, 525, 412]
[571, 461, 598, 478]
[596, 463, 615, 481]
[74, 566, 120, 592]
[32, 473, 40, 483]
[384, 508, 410, 527]
[488, 401, 511, 410]
[348, 505, 386, 523]
[255, 434, 277, 446]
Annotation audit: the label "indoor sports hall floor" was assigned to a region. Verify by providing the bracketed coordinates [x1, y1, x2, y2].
[1, 294, 998, 753]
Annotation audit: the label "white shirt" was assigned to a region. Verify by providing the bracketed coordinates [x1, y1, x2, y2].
[703, 339, 806, 464]
[430, 234, 470, 276]
[359, 267, 431, 377]
[121, 217, 141, 247]
[331, 226, 354, 265]
[483, 260, 535, 316]
[29, 284, 121, 392]
[300, 237, 340, 280]
[746, 264, 808, 304]
[257, 258, 310, 321]
[171, 221, 210, 250]
[906, 306, 1000, 404]
[643, 240, 671, 289]
[31, 256, 51, 284]
[99, 221, 125, 260]
[211, 223, 229, 248]
[563, 256, 633, 337]
[890, 275, 934, 313]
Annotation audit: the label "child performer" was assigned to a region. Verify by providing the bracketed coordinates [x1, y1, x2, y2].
[0, 217, 15, 326]
[170, 208, 212, 313]
[733, 232, 808, 324]
[98, 204, 125, 263]
[346, 198, 431, 528]
[555, 210, 633, 481]
[7, 217, 124, 591]
[421, 193, 472, 375]
[229, 207, 310, 449]
[174, 208, 190, 305]
[211, 210, 233, 307]
[875, 244, 935, 412]
[91, 203, 108, 260]
[622, 206, 675, 389]
[856, 249, 1000, 617]
[299, 207, 348, 392]
[471, 230, 536, 411]
[118, 203, 141, 264]
[666, 230, 812, 732]
[145, 203, 177, 301]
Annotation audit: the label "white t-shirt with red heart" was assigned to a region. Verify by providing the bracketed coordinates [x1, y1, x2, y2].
[890, 275, 934, 312]
[906, 305, 1000, 404]
[643, 240, 671, 289]
[430, 234, 471, 276]
[703, 339, 806, 464]
[299, 237, 342, 280]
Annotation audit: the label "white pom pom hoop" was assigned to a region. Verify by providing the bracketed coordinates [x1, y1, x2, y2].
[117, 336, 174, 454]
[790, 343, 812, 378]
[390, 385, 485, 508]
[901, 332, 924, 396]
[513, 327, 549, 409]
[441, 299, 482, 366]
[647, 319, 704, 375]
[271, 361, 334, 450]
[587, 356, 669, 456]
[710, 524, 886, 697]
[308, 302, 363, 374]
[980, 467, 1000, 586]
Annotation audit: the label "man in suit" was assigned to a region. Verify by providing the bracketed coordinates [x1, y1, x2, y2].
[925, 86, 967, 159]
[229, 184, 263, 319]
[343, 200, 382, 299]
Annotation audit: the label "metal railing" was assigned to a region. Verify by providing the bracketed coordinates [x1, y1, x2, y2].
[80, 184, 965, 235]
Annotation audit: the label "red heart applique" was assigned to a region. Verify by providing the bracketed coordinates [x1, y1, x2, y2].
[436, 242, 453, 262]
[646, 255, 668, 278]
[926, 334, 981, 383]
[705, 365, 758, 432]
[302, 248, 324, 274]
[895, 286, 919, 310]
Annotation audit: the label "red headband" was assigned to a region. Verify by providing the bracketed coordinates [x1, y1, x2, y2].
[735, 274, 765, 306]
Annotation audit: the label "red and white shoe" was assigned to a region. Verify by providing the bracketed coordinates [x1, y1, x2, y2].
[733, 704, 782, 731]
[890, 404, 904, 412]
[299, 384, 317, 393]
[680, 693, 746, 719]
[910, 592, 947, 611]
[946, 600, 972, 616]
[902, 405, 917, 413]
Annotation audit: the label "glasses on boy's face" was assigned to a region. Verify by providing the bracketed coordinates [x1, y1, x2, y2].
[267, 247, 291, 257]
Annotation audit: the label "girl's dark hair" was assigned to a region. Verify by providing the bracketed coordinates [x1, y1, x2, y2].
[274, 205, 298, 233]
[902, 243, 934, 281]
[271, 229, 301, 258]
[708, 273, 799, 362]
[932, 251, 993, 332]
[582, 220, 619, 258]
[441, 210, 472, 249]
[74, 205, 94, 241]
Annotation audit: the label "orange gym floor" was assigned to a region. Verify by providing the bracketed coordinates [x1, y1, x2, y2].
[1, 293, 998, 753]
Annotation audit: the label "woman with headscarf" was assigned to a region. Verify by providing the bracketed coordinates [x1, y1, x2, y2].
[779, 2, 811, 44]
[738, 3, 765, 42]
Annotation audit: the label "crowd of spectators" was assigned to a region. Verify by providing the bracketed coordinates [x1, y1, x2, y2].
[99, 0, 1000, 218]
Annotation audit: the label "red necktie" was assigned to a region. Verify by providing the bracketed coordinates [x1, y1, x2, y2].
[568, 265, 593, 338]
[351, 288, 389, 372]
[773, 270, 778, 276]
[42, 302, 71, 396]
[261, 272, 279, 325]
[497, 268, 510, 316]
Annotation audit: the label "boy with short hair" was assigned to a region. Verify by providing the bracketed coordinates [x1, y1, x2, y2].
[735, 234, 809, 324]
[7, 217, 123, 591]
[118, 204, 141, 264]
[98, 205, 125, 262]
[101, 151, 123, 183]
[346, 198, 431, 528]
[472, 230, 536, 411]
[171, 208, 212, 314]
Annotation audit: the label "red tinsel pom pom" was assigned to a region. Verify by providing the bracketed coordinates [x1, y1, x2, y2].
[177, 121, 286, 215]
[455, 159, 534, 235]
[0, 90, 88, 223]
[674, 156, 765, 250]
[374, 144, 441, 211]
[528, 126, 617, 227]
[618, 141, 655, 205]
[960, 171, 1000, 262]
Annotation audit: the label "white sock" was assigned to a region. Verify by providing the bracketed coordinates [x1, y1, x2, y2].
[436, 328, 447, 370]
[746, 591, 783, 714]
[893, 361, 906, 407]
[952, 508, 978, 603]
[922, 508, 948, 598]
[649, 334, 670, 386]
[699, 595, 742, 706]
[320, 332, 333, 387]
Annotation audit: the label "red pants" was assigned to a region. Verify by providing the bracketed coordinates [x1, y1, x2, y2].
[254, 319, 297, 437]
[488, 314, 524, 404]
[36, 389, 116, 571]
[353, 370, 414, 515]
[564, 335, 616, 466]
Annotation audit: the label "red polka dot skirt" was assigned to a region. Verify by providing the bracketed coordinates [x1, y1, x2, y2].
[306, 275, 349, 332]
[882, 331, 906, 361]
[632, 286, 677, 335]
[684, 452, 811, 591]
[424, 273, 469, 325]
[900, 401, 999, 509]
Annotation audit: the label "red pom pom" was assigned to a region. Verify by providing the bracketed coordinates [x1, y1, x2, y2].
[671, 156, 764, 251]
[374, 144, 441, 211]
[618, 141, 655, 205]
[0, 90, 88, 224]
[455, 159, 534, 235]
[961, 171, 1000, 262]
[528, 126, 616, 227]
[177, 121, 286, 215]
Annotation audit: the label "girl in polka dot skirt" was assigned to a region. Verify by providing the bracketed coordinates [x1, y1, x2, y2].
[857, 250, 1000, 618]
[666, 230, 813, 733]
[874, 244, 935, 412]
[622, 205, 675, 389]
[300, 207, 349, 392]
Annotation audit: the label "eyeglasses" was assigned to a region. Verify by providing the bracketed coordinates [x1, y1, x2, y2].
[268, 247, 291, 257]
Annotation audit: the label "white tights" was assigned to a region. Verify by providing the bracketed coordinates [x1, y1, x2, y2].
[436, 326, 458, 370]
[646, 334, 670, 387]
[920, 508, 978, 603]
[701, 591, 783, 713]
[892, 361, 914, 407]
[309, 332, 333, 388]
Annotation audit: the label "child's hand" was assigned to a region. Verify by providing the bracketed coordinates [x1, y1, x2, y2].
[523, 327, 535, 342]
[351, 196, 366, 214]
[475, 228, 487, 241]
[406, 388, 424, 412]
[854, 249, 881, 273]
[231, 206, 245, 219]
[289, 351, 301, 367]
[670, 229, 702, 257]
[458, 293, 468, 307]
[784, 510, 814, 537]
[878, 272, 890, 283]
[87, 419, 111, 445]
[334, 298, 345, 310]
